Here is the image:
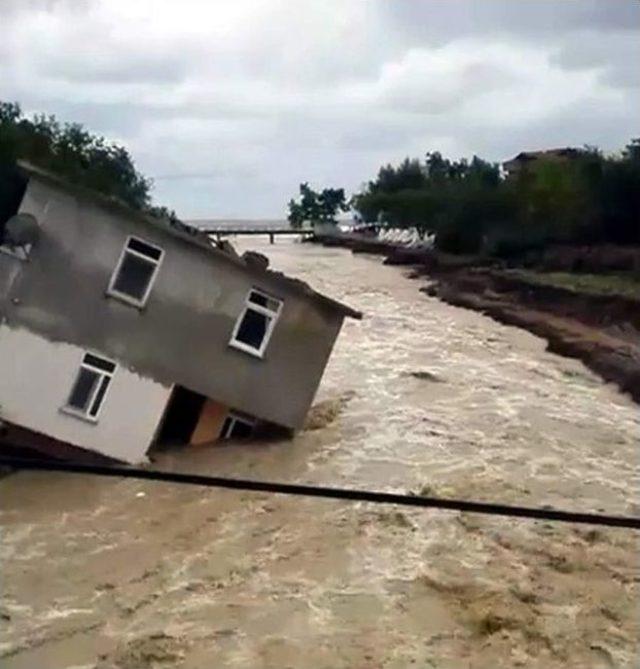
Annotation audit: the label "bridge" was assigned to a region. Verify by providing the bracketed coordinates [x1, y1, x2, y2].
[195, 224, 313, 244]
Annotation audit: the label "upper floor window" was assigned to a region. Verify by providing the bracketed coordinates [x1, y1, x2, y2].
[229, 288, 282, 358]
[107, 236, 163, 308]
[62, 352, 116, 422]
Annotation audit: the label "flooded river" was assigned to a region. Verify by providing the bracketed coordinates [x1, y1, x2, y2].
[1, 239, 639, 668]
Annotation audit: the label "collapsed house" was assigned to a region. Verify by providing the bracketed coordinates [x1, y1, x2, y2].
[0, 162, 361, 463]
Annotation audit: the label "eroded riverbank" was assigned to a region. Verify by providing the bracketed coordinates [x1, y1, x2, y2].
[1, 239, 639, 668]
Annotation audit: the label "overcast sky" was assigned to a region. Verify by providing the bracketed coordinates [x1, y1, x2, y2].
[1, 0, 639, 218]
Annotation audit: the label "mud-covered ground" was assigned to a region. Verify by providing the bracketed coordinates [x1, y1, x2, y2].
[1, 239, 639, 668]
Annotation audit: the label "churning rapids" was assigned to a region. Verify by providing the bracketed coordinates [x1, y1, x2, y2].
[1, 238, 639, 669]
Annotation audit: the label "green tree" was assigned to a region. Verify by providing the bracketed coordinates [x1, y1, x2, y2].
[352, 151, 504, 251]
[368, 158, 427, 194]
[599, 139, 640, 244]
[351, 142, 640, 255]
[0, 101, 178, 222]
[287, 182, 349, 228]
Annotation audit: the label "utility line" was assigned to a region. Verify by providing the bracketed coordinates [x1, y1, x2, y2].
[0, 455, 638, 530]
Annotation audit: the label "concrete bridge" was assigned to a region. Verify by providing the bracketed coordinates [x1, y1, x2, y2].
[195, 223, 313, 244]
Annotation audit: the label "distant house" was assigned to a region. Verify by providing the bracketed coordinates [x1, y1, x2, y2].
[503, 147, 582, 177]
[0, 163, 361, 463]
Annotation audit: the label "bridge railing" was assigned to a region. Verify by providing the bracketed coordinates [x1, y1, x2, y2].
[200, 225, 313, 234]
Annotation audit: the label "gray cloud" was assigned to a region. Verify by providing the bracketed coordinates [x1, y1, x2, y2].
[550, 31, 640, 89]
[42, 51, 188, 85]
[383, 0, 640, 44]
[0, 0, 638, 217]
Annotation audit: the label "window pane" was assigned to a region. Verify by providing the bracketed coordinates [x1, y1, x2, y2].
[235, 308, 270, 350]
[83, 353, 115, 373]
[248, 291, 280, 312]
[127, 237, 162, 261]
[229, 419, 253, 439]
[113, 252, 156, 301]
[249, 291, 268, 307]
[68, 367, 100, 412]
[89, 375, 111, 417]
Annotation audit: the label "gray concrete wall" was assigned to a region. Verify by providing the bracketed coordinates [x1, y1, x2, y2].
[0, 249, 23, 316]
[1, 177, 345, 429]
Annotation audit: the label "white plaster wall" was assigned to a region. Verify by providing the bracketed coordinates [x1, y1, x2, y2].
[0, 324, 172, 463]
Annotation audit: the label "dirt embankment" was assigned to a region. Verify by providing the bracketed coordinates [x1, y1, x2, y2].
[422, 268, 640, 404]
[313, 235, 640, 404]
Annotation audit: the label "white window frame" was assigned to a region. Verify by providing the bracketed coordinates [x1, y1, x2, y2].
[221, 412, 255, 439]
[107, 235, 164, 308]
[229, 288, 283, 358]
[60, 352, 116, 423]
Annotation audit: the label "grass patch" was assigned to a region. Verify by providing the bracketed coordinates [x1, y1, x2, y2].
[506, 270, 640, 299]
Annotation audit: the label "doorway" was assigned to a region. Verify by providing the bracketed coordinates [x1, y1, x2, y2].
[155, 386, 206, 446]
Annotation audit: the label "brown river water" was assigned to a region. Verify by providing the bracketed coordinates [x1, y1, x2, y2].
[1, 238, 639, 668]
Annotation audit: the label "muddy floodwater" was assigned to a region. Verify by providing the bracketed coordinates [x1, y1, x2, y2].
[1, 239, 639, 668]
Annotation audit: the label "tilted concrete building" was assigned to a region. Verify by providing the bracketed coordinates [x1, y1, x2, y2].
[0, 163, 360, 463]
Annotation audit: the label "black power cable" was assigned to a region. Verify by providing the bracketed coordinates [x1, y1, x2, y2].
[1, 455, 638, 529]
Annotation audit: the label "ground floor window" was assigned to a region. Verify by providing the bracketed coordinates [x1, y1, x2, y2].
[221, 412, 255, 439]
[62, 353, 116, 421]
[229, 288, 282, 357]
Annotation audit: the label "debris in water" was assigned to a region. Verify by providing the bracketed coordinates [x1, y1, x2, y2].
[97, 632, 186, 669]
[372, 510, 414, 530]
[473, 611, 516, 636]
[410, 483, 437, 497]
[303, 390, 356, 431]
[403, 370, 444, 382]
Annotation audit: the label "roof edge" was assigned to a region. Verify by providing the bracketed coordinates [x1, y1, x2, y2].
[16, 161, 362, 320]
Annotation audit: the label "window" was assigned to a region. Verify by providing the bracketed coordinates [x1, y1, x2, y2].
[229, 289, 282, 357]
[62, 353, 116, 421]
[107, 236, 163, 307]
[221, 412, 255, 440]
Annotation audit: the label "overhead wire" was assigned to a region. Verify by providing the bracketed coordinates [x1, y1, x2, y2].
[1, 455, 638, 529]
